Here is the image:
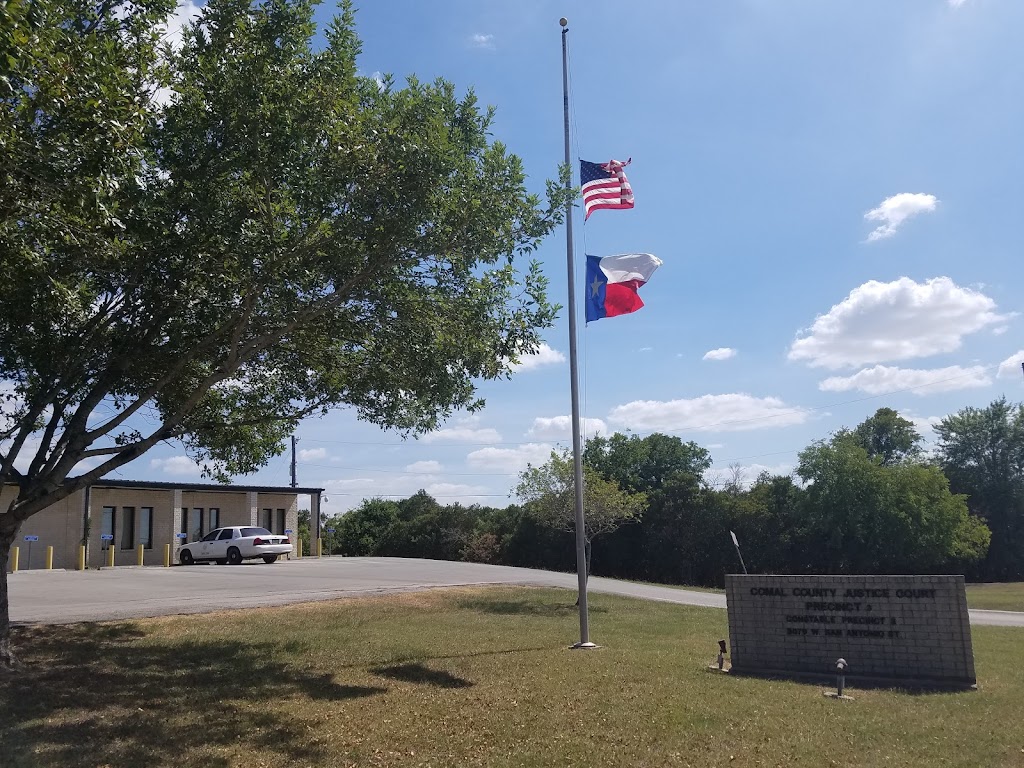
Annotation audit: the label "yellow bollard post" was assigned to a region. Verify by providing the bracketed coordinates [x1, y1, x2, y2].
[77, 545, 86, 571]
[45, 546, 53, 570]
[296, 539, 302, 559]
[10, 546, 18, 573]
[106, 545, 115, 568]
[317, 538, 323, 558]
[163, 543, 171, 567]
[137, 544, 144, 566]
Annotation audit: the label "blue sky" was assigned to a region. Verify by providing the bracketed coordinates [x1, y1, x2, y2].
[125, 0, 1024, 513]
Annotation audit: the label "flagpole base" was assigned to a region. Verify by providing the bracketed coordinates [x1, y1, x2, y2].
[570, 641, 600, 650]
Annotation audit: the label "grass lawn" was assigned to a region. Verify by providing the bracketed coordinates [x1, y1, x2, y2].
[966, 582, 1024, 612]
[2, 586, 1023, 767]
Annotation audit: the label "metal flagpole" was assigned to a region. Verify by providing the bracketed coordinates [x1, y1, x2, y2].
[560, 16, 595, 649]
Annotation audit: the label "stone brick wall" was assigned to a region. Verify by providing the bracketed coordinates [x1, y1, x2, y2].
[725, 574, 975, 687]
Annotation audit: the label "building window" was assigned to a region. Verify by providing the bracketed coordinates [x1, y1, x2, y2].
[101, 506, 116, 549]
[140, 507, 153, 549]
[276, 509, 286, 535]
[120, 507, 135, 550]
[180, 507, 189, 542]
[261, 508, 272, 531]
[208, 507, 220, 531]
[191, 508, 204, 541]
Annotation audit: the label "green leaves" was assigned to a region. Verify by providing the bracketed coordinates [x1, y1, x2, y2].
[515, 449, 646, 543]
[0, 0, 565, 512]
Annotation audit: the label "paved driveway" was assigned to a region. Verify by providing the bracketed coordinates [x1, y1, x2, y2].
[8, 557, 1024, 627]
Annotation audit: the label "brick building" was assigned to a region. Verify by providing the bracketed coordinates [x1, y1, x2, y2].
[3, 480, 324, 570]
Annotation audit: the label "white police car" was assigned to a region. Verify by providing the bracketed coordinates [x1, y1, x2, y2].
[178, 526, 292, 565]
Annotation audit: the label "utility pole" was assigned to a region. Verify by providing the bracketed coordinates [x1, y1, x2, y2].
[290, 435, 298, 488]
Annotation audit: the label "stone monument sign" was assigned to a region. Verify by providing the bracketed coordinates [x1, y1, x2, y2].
[725, 574, 975, 688]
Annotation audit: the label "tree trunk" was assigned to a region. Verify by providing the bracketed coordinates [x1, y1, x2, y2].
[0, 529, 19, 669]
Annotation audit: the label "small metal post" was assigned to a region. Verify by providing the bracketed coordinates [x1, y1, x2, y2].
[717, 639, 728, 670]
[836, 658, 847, 697]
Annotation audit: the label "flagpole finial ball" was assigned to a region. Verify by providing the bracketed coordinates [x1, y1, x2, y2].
[559, 17, 568, 27]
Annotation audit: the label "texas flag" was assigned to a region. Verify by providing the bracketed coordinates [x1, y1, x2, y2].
[585, 253, 663, 322]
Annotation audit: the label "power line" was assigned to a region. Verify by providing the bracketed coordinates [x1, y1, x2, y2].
[297, 461, 519, 477]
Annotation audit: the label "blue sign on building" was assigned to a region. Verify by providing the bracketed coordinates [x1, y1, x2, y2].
[24, 535, 39, 542]
[100, 534, 114, 541]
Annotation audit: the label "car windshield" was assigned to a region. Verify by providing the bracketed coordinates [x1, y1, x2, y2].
[241, 527, 273, 537]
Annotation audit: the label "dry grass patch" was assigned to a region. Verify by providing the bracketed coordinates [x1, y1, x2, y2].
[2, 586, 1023, 768]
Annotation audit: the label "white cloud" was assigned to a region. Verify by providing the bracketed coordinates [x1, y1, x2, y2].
[788, 277, 1008, 370]
[422, 427, 502, 444]
[163, 0, 203, 47]
[864, 193, 938, 241]
[948, 0, 969, 7]
[703, 347, 737, 361]
[819, 364, 991, 396]
[997, 351, 1024, 379]
[607, 394, 809, 433]
[424, 482, 494, 506]
[149, 455, 201, 476]
[900, 411, 943, 445]
[469, 33, 494, 49]
[326, 478, 376, 490]
[526, 415, 607, 440]
[405, 460, 442, 473]
[511, 343, 566, 372]
[299, 447, 327, 461]
[466, 443, 555, 473]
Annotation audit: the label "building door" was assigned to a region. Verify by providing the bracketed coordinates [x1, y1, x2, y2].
[190, 508, 204, 542]
[101, 506, 116, 550]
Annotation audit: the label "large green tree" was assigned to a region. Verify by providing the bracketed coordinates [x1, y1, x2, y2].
[0, 0, 567, 667]
[583, 432, 711, 495]
[583, 433, 711, 581]
[515, 450, 646, 582]
[935, 398, 1024, 580]
[850, 407, 922, 466]
[796, 433, 990, 574]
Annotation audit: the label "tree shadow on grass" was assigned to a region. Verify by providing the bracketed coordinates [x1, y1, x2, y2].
[455, 597, 609, 617]
[371, 662, 474, 689]
[0, 622, 386, 768]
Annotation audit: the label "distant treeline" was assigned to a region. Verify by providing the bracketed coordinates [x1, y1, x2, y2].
[301, 399, 1024, 586]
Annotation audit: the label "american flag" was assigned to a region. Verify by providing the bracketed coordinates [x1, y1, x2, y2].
[580, 158, 634, 219]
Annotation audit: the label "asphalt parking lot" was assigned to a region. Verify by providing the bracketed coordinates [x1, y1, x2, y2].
[8, 557, 1024, 627]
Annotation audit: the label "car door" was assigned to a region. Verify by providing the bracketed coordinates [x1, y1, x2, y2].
[197, 529, 222, 560]
[208, 528, 235, 560]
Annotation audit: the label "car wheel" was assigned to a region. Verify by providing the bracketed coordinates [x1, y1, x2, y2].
[262, 555, 278, 564]
[227, 547, 243, 565]
[216, 559, 227, 565]
[179, 549, 194, 566]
